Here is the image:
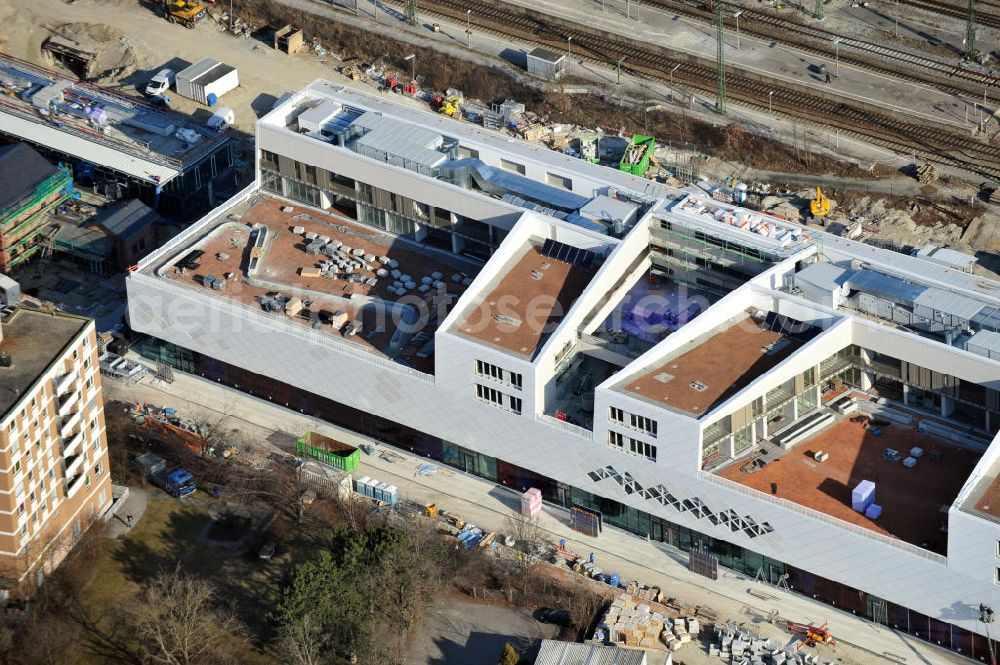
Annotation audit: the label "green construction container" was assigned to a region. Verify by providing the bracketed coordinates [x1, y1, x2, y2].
[619, 134, 655, 176]
[295, 431, 361, 472]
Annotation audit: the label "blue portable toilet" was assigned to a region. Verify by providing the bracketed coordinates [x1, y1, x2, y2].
[610, 573, 620, 588]
[206, 92, 217, 107]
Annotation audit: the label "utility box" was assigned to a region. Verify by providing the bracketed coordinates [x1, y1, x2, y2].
[273, 25, 304, 54]
[0, 273, 20, 305]
[296, 431, 361, 472]
[526, 47, 566, 80]
[176, 58, 239, 106]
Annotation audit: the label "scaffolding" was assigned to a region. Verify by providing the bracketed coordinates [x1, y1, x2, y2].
[0, 165, 72, 270]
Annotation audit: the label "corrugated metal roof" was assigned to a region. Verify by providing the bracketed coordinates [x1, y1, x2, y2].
[535, 640, 647, 665]
[845, 269, 926, 305]
[0, 111, 179, 183]
[177, 58, 234, 85]
[352, 111, 447, 171]
[794, 261, 853, 293]
[913, 288, 984, 320]
[916, 245, 977, 270]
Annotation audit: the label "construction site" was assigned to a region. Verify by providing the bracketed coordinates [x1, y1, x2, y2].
[1, 0, 1000, 662]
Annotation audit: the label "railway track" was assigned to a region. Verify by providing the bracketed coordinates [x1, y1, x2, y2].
[895, 0, 1000, 29]
[639, 0, 1000, 99]
[407, 0, 1000, 178]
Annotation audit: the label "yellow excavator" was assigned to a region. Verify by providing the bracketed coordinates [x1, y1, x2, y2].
[439, 95, 462, 118]
[810, 187, 831, 219]
[163, 0, 207, 28]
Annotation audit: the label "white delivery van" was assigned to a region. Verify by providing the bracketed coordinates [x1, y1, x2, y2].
[206, 107, 234, 131]
[145, 69, 175, 97]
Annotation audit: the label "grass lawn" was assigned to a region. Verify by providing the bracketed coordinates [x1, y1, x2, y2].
[79, 499, 292, 664]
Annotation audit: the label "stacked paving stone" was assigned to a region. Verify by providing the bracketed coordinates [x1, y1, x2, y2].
[711, 623, 836, 665]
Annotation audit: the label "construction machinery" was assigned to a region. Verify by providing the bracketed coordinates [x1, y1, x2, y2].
[786, 620, 835, 649]
[810, 187, 831, 218]
[163, 0, 207, 28]
[439, 94, 462, 118]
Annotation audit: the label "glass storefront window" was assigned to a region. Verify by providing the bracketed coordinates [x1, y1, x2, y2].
[795, 388, 818, 416]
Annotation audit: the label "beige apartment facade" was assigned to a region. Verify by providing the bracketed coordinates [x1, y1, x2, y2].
[0, 306, 112, 591]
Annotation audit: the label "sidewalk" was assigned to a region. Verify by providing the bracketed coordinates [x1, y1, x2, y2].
[103, 487, 151, 540]
[107, 367, 965, 665]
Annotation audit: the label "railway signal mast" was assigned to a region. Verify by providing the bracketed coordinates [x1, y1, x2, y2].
[965, 0, 977, 60]
[716, 3, 726, 114]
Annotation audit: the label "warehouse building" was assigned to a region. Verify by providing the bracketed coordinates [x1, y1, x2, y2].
[127, 81, 1000, 661]
[0, 54, 233, 218]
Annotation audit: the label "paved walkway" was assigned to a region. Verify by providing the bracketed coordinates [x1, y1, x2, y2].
[103, 487, 151, 540]
[106, 364, 969, 665]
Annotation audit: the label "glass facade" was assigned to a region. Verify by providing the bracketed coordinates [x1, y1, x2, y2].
[133, 332, 998, 662]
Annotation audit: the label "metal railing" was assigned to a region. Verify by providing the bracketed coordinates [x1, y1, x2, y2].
[700, 472, 948, 564]
[536, 412, 594, 440]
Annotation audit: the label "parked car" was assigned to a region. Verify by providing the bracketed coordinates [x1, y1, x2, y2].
[533, 607, 572, 627]
[145, 69, 175, 97]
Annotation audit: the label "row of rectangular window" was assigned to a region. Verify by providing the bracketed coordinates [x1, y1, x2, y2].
[475, 384, 522, 414]
[609, 406, 657, 437]
[608, 431, 657, 461]
[475, 360, 523, 390]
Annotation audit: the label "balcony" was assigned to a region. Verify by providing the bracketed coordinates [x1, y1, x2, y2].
[62, 431, 84, 458]
[59, 412, 81, 439]
[54, 372, 78, 395]
[65, 468, 87, 499]
[64, 453, 86, 481]
[57, 390, 80, 417]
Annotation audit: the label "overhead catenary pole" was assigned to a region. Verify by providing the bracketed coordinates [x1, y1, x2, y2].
[716, 4, 726, 114]
[815, 0, 824, 20]
[617, 55, 627, 85]
[466, 10, 472, 48]
[405, 0, 417, 26]
[966, 0, 977, 61]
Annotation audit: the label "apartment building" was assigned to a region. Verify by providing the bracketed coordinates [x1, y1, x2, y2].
[0, 306, 113, 590]
[126, 81, 1000, 661]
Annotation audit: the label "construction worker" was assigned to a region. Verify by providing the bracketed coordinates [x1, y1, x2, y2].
[825, 70, 832, 84]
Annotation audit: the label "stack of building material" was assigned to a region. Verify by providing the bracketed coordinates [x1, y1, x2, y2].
[713, 621, 838, 664]
[916, 163, 938, 184]
[851, 480, 875, 513]
[599, 595, 669, 650]
[521, 488, 542, 518]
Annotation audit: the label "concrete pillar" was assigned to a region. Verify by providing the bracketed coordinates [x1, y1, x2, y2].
[860, 371, 874, 392]
[941, 394, 955, 418]
[452, 233, 465, 255]
[721, 435, 735, 460]
[902, 383, 910, 406]
[859, 347, 874, 364]
[320, 190, 333, 211]
[413, 222, 427, 243]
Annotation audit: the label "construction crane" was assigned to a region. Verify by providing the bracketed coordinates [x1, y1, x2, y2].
[786, 620, 835, 649]
[810, 187, 831, 218]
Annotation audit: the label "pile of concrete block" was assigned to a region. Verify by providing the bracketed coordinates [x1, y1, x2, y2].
[625, 581, 662, 603]
[599, 595, 670, 649]
[664, 616, 700, 652]
[711, 623, 835, 665]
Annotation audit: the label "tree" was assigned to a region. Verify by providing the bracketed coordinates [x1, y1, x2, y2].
[122, 565, 244, 665]
[497, 642, 519, 665]
[277, 614, 326, 665]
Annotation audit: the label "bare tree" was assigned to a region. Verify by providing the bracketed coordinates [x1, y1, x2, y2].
[123, 565, 244, 665]
[278, 615, 327, 665]
[502, 514, 546, 597]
